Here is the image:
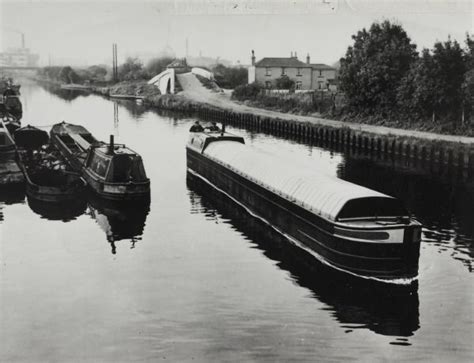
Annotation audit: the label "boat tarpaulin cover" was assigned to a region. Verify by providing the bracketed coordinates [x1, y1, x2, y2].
[203, 141, 395, 222]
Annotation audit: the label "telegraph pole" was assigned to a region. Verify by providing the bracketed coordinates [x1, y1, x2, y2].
[112, 43, 118, 82]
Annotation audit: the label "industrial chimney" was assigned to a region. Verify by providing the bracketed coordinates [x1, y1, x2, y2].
[251, 50, 255, 66]
[306, 53, 310, 64]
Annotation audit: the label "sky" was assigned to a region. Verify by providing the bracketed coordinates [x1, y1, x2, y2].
[0, 0, 472, 67]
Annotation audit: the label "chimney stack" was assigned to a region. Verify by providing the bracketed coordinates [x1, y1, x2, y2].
[306, 53, 310, 64]
[108, 135, 115, 155]
[251, 50, 255, 66]
[295, 51, 298, 59]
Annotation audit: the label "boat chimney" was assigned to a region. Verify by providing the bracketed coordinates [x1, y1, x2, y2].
[108, 135, 115, 154]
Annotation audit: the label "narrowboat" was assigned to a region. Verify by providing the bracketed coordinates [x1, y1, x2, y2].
[50, 122, 150, 200]
[14, 125, 86, 202]
[0, 77, 22, 121]
[0, 120, 24, 184]
[186, 129, 422, 282]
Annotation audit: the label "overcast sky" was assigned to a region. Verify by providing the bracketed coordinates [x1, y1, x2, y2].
[0, 0, 472, 67]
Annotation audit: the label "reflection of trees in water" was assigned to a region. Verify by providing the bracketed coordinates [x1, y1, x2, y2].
[115, 99, 148, 118]
[338, 157, 474, 272]
[87, 193, 150, 254]
[186, 173, 419, 339]
[39, 83, 90, 102]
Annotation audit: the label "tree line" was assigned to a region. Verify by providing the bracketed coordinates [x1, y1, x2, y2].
[339, 20, 473, 129]
[37, 57, 247, 89]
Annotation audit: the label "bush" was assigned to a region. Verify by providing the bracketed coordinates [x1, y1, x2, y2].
[275, 75, 295, 90]
[232, 83, 262, 101]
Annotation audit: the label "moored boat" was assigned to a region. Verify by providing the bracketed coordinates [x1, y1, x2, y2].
[0, 77, 22, 121]
[186, 128, 422, 282]
[14, 125, 86, 202]
[50, 122, 150, 200]
[0, 120, 24, 184]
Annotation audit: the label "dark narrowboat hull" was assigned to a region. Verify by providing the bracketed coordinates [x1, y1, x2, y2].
[82, 168, 150, 200]
[187, 147, 420, 282]
[0, 157, 24, 185]
[50, 131, 150, 201]
[25, 178, 85, 202]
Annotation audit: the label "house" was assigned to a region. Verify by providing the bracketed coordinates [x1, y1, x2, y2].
[248, 50, 337, 91]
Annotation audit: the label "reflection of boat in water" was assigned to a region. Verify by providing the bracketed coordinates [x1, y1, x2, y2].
[50, 122, 150, 200]
[187, 130, 421, 282]
[0, 184, 25, 205]
[187, 172, 420, 338]
[26, 195, 87, 221]
[15, 125, 86, 202]
[0, 120, 24, 185]
[87, 193, 150, 254]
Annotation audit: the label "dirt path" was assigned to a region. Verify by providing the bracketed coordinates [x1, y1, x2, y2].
[177, 73, 474, 145]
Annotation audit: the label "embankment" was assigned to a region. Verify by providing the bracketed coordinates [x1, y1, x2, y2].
[34, 76, 474, 175]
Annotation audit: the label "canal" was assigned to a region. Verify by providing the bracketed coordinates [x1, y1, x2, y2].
[1, 82, 472, 362]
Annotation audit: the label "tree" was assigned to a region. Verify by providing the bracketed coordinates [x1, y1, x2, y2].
[146, 57, 174, 76]
[88, 65, 108, 82]
[398, 38, 466, 124]
[339, 20, 417, 113]
[118, 57, 148, 81]
[58, 66, 80, 84]
[212, 64, 248, 89]
[275, 75, 295, 90]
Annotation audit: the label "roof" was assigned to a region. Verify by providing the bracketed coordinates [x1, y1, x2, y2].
[203, 140, 395, 222]
[255, 57, 310, 68]
[167, 58, 188, 68]
[310, 63, 336, 70]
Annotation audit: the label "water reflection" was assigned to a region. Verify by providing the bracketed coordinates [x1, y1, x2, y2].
[339, 157, 474, 272]
[0, 185, 25, 222]
[38, 83, 90, 102]
[186, 172, 420, 339]
[26, 195, 87, 221]
[87, 193, 150, 254]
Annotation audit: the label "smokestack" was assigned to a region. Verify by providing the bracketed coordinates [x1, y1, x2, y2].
[306, 53, 310, 64]
[251, 50, 255, 66]
[108, 135, 115, 154]
[21, 33, 25, 48]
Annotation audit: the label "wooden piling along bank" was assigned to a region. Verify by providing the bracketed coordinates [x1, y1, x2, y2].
[145, 96, 474, 176]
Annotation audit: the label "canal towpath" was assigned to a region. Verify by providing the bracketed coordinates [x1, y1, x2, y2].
[176, 73, 474, 146]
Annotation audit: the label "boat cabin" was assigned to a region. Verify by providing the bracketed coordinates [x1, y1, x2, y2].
[84, 141, 148, 184]
[187, 131, 245, 154]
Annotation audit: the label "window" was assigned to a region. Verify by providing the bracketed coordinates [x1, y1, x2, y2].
[88, 153, 110, 178]
[265, 67, 271, 76]
[296, 81, 302, 90]
[281, 67, 286, 75]
[319, 70, 323, 76]
[265, 81, 272, 89]
[318, 81, 324, 89]
[297, 68, 302, 76]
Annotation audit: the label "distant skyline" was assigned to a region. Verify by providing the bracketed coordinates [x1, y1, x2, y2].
[0, 0, 472, 67]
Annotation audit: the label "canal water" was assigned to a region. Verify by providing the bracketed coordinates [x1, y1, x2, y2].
[0, 82, 472, 362]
